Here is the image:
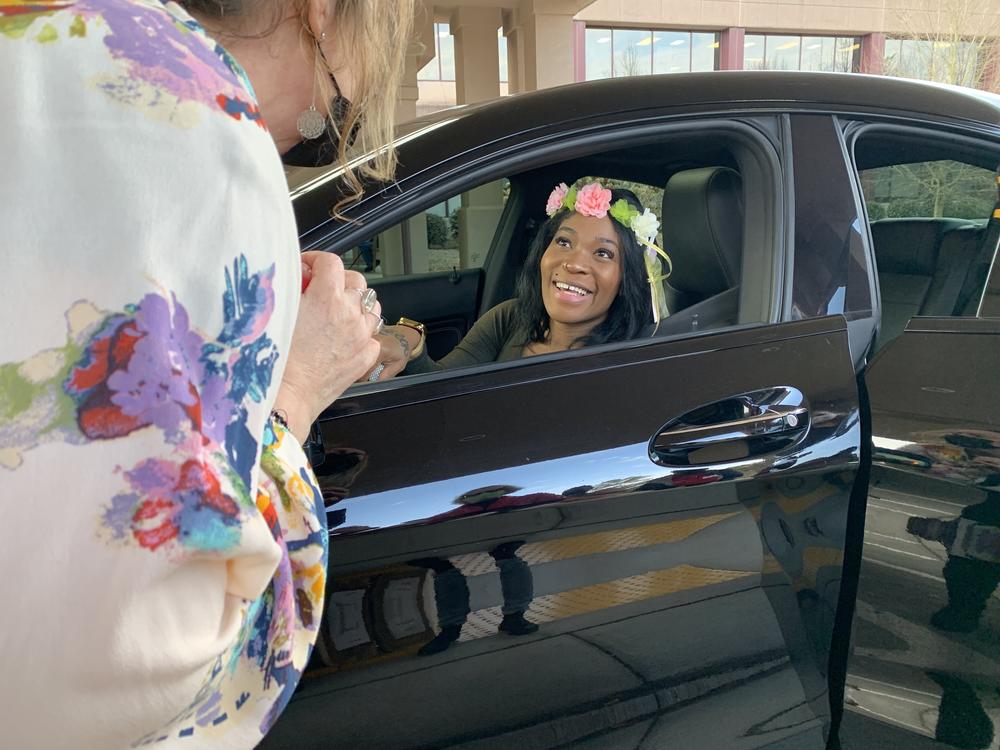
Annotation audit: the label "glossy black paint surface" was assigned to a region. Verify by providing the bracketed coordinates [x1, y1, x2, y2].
[846, 317, 1000, 746]
[263, 319, 860, 749]
[789, 115, 873, 323]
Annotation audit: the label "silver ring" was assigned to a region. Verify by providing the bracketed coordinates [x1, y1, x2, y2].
[358, 288, 377, 314]
[368, 362, 386, 382]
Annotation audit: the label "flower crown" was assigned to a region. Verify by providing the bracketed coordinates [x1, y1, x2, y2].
[545, 181, 673, 324]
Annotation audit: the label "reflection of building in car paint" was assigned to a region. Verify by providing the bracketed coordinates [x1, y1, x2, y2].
[755, 473, 853, 668]
[315, 567, 436, 670]
[313, 509, 763, 672]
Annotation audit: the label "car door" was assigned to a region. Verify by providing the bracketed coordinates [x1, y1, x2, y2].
[842, 123, 1000, 746]
[263, 113, 866, 749]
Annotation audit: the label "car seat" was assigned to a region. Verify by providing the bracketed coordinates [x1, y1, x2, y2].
[644, 166, 743, 337]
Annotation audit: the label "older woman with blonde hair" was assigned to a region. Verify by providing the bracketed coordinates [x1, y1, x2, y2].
[0, 0, 412, 746]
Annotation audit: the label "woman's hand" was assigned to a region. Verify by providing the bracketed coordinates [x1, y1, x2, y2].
[274, 251, 381, 442]
[362, 325, 424, 382]
[362, 328, 407, 382]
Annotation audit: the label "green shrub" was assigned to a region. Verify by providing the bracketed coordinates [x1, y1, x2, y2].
[426, 213, 449, 247]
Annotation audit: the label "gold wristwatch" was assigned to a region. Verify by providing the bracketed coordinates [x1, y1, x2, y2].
[396, 317, 426, 360]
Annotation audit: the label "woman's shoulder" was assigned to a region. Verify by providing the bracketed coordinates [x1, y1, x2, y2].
[0, 0, 268, 141]
[482, 298, 521, 328]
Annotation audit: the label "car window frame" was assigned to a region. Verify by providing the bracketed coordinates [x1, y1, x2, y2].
[842, 119, 1000, 328]
[317, 116, 787, 405]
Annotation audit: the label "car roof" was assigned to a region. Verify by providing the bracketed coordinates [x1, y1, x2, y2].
[289, 71, 1000, 239]
[408, 69, 1000, 133]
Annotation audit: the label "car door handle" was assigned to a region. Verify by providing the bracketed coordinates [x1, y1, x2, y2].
[650, 387, 810, 466]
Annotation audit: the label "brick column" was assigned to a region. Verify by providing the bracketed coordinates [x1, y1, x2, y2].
[451, 6, 503, 105]
[516, 0, 578, 91]
[718, 27, 745, 71]
[396, 41, 424, 123]
[859, 33, 886, 75]
[502, 9, 524, 94]
[573, 20, 586, 81]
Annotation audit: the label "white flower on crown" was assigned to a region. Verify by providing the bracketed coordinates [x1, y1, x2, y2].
[630, 208, 660, 247]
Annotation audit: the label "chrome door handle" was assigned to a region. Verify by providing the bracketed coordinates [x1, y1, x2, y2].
[650, 387, 810, 466]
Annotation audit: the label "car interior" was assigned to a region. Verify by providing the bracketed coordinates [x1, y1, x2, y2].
[853, 131, 1000, 350]
[352, 131, 762, 378]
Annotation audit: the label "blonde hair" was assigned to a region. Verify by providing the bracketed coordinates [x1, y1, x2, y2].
[315, 0, 415, 208]
[184, 0, 414, 207]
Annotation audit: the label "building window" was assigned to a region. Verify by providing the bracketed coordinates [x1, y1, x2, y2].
[418, 23, 455, 81]
[743, 34, 860, 72]
[585, 27, 719, 79]
[418, 22, 508, 84]
[884, 38, 985, 87]
[498, 29, 508, 83]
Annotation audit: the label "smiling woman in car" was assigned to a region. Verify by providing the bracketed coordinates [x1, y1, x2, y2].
[370, 182, 669, 379]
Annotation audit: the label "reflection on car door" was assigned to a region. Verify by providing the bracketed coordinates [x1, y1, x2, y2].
[849, 315, 1000, 746]
[262, 316, 862, 749]
[845, 131, 1000, 747]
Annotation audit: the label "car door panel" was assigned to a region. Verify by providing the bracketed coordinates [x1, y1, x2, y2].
[262, 316, 862, 750]
[847, 316, 1000, 745]
[369, 269, 483, 360]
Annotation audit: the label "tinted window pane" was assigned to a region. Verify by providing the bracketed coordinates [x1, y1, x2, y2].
[613, 28, 652, 77]
[586, 27, 613, 79]
[861, 161, 996, 221]
[692, 32, 718, 72]
[835, 37, 858, 72]
[439, 25, 455, 80]
[800, 37, 826, 71]
[417, 27, 440, 81]
[417, 58, 438, 81]
[653, 30, 690, 74]
[767, 35, 800, 71]
[953, 41, 978, 86]
[901, 39, 933, 79]
[744, 34, 766, 70]
[883, 38, 903, 76]
[498, 31, 508, 83]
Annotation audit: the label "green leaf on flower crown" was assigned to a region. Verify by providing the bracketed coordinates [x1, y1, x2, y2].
[563, 188, 578, 212]
[609, 198, 639, 227]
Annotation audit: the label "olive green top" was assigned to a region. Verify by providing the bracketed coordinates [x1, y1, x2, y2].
[405, 299, 527, 373]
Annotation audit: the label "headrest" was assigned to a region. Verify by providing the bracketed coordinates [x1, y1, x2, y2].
[870, 218, 964, 275]
[661, 167, 743, 301]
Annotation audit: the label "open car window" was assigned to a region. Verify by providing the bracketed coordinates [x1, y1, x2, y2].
[342, 180, 511, 279]
[324, 120, 782, 392]
[849, 125, 1000, 349]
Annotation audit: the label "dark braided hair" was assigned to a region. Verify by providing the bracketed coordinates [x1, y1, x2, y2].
[513, 188, 653, 348]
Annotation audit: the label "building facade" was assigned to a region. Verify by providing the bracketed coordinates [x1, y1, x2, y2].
[406, 0, 1000, 119]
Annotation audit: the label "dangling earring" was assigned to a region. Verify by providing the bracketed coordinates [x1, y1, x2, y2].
[296, 31, 328, 140]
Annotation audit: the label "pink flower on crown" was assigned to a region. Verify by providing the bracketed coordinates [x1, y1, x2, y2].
[546, 183, 569, 216]
[575, 183, 613, 218]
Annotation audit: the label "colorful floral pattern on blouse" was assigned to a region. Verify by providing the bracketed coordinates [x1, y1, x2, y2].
[135, 422, 328, 744]
[0, 0, 264, 127]
[1, 256, 328, 742]
[1, 0, 324, 743]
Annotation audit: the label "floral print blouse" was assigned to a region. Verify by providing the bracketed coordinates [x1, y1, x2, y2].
[0, 0, 326, 746]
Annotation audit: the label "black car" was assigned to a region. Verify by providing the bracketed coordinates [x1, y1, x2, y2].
[265, 72, 1000, 750]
